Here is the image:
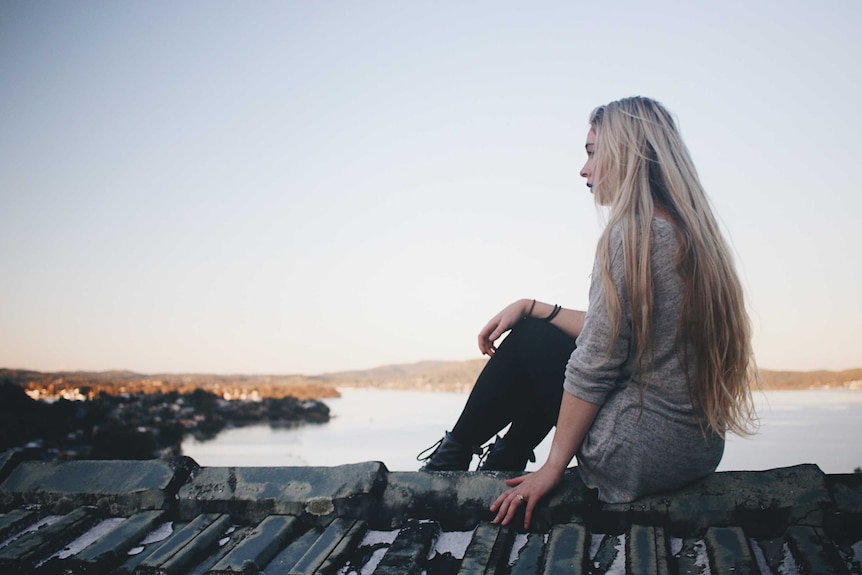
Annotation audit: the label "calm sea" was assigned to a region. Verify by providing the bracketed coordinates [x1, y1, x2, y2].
[181, 388, 862, 474]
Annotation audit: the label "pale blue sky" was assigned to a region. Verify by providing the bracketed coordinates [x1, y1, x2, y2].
[1, 1, 860, 375]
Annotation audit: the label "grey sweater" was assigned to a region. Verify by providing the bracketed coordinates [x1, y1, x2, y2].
[564, 218, 724, 503]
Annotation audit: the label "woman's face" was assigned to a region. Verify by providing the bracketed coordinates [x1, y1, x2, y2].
[579, 127, 597, 191]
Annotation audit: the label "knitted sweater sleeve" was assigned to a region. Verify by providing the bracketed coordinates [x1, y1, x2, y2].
[563, 228, 632, 405]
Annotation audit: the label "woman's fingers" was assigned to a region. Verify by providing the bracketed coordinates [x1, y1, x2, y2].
[478, 337, 496, 356]
[492, 475, 525, 509]
[499, 495, 520, 525]
[490, 490, 533, 528]
[477, 321, 497, 355]
[490, 475, 533, 527]
[523, 498, 537, 530]
[478, 308, 516, 349]
[489, 492, 504, 514]
[478, 300, 527, 355]
[490, 491, 515, 524]
[490, 470, 561, 529]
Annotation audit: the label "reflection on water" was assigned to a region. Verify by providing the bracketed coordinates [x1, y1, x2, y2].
[181, 388, 862, 473]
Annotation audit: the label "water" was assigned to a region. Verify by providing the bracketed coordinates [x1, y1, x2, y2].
[182, 388, 862, 474]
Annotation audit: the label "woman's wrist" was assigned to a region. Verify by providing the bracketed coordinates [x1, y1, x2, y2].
[540, 460, 568, 478]
[522, 299, 561, 322]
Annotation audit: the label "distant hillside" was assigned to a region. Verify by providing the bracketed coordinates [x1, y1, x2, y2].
[759, 368, 862, 390]
[315, 362, 862, 392]
[1, 362, 860, 399]
[315, 359, 489, 393]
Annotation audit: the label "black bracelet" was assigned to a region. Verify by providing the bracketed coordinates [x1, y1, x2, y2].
[544, 304, 561, 322]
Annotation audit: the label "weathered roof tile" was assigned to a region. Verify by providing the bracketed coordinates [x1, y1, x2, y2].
[264, 524, 325, 574]
[785, 525, 848, 575]
[508, 531, 544, 575]
[541, 522, 589, 574]
[458, 522, 514, 575]
[178, 462, 385, 525]
[0, 459, 190, 516]
[371, 519, 437, 575]
[703, 526, 758, 574]
[285, 517, 364, 575]
[136, 513, 230, 575]
[209, 514, 298, 574]
[0, 506, 99, 573]
[0, 451, 859, 574]
[0, 509, 37, 543]
[69, 510, 166, 572]
[625, 524, 671, 575]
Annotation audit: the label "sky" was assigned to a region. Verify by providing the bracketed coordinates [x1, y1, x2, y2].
[1, 1, 860, 376]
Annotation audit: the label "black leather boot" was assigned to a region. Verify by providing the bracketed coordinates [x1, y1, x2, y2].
[477, 435, 536, 472]
[417, 431, 481, 471]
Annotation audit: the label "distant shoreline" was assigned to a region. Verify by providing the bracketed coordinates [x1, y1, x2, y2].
[2, 361, 861, 400]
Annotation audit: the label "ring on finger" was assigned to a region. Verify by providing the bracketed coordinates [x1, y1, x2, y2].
[516, 494, 524, 501]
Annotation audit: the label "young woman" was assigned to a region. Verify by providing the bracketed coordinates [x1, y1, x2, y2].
[417, 96, 758, 529]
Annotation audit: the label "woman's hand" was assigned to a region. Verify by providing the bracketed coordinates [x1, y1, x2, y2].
[489, 465, 564, 529]
[490, 394, 599, 529]
[478, 299, 530, 356]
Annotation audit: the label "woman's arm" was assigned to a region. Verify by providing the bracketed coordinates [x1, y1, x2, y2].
[478, 298, 586, 356]
[489, 392, 600, 529]
[528, 300, 586, 341]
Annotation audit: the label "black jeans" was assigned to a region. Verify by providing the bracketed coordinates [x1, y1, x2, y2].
[450, 317, 576, 452]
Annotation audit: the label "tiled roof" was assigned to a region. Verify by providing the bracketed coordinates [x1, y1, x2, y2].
[0, 449, 860, 574]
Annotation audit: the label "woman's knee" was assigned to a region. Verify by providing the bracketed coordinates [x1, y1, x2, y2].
[501, 318, 575, 358]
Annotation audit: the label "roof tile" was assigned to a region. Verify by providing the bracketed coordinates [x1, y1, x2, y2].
[209, 514, 298, 574]
[0, 451, 859, 574]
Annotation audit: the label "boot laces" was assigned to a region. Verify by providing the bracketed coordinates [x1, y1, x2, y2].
[417, 434, 483, 464]
[416, 437, 443, 462]
[476, 435, 501, 469]
[476, 436, 537, 469]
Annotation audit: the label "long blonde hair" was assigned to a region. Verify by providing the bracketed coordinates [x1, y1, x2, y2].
[590, 96, 757, 437]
